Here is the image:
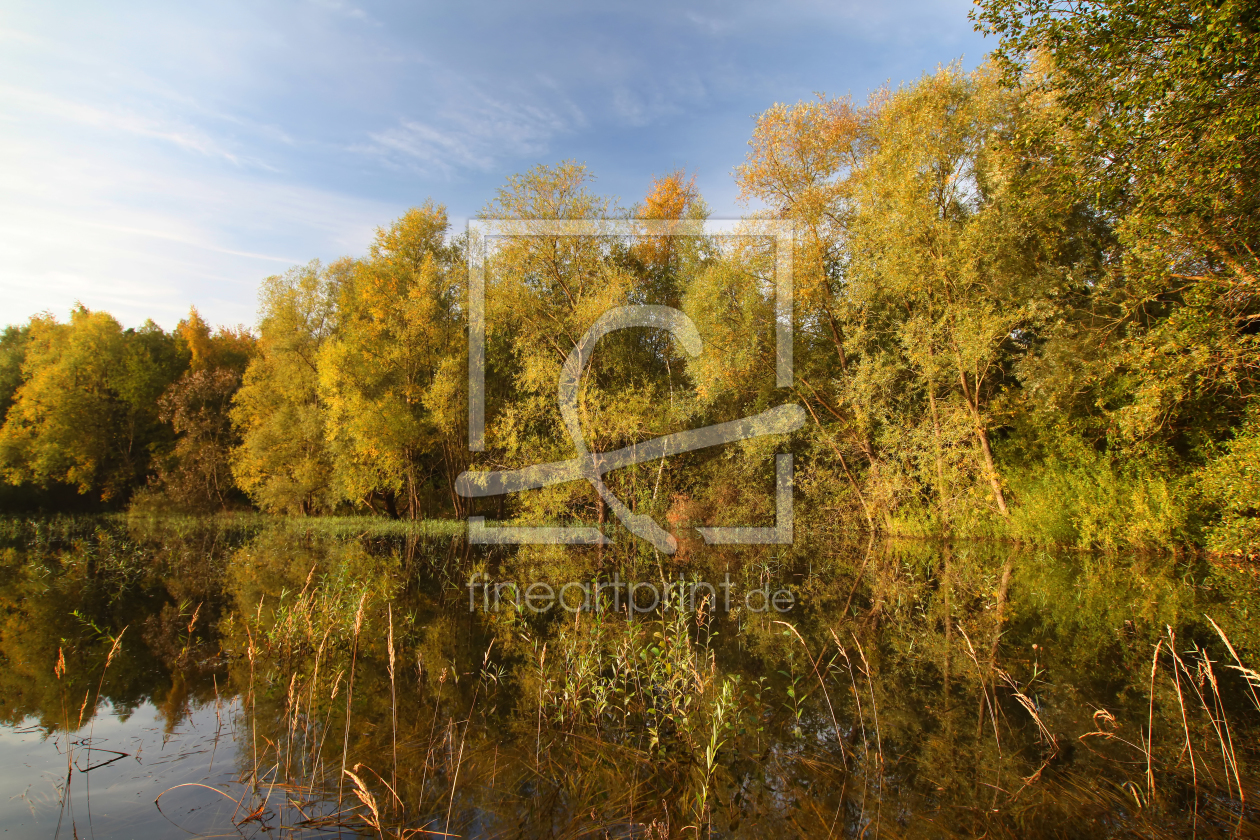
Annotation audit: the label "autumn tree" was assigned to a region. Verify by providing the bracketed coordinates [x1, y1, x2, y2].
[318, 203, 468, 518]
[975, 0, 1260, 551]
[474, 163, 713, 532]
[733, 65, 1097, 532]
[0, 325, 29, 423]
[733, 94, 879, 525]
[175, 307, 255, 374]
[144, 307, 258, 511]
[231, 261, 345, 515]
[0, 307, 184, 503]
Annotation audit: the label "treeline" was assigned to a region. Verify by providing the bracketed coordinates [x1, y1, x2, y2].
[0, 310, 254, 512]
[0, 0, 1256, 556]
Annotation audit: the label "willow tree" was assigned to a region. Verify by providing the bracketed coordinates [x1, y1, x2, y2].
[851, 67, 1028, 524]
[479, 163, 625, 527]
[977, 0, 1260, 553]
[477, 163, 710, 530]
[734, 95, 880, 525]
[231, 260, 344, 515]
[318, 203, 468, 519]
[734, 65, 1084, 531]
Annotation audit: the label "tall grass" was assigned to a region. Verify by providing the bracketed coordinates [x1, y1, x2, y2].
[1002, 437, 1193, 552]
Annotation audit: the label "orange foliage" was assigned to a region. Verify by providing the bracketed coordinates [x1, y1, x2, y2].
[634, 170, 700, 270]
[176, 307, 257, 374]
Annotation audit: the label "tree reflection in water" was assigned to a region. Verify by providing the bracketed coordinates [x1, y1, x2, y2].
[0, 515, 1257, 838]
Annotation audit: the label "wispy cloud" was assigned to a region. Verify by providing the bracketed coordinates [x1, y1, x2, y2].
[307, 0, 376, 23]
[82, 221, 302, 265]
[0, 84, 267, 168]
[0, 132, 397, 329]
[0, 0, 987, 330]
[360, 82, 582, 175]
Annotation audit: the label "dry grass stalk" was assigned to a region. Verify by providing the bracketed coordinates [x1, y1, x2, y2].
[536, 643, 547, 762]
[957, 625, 1001, 754]
[244, 622, 260, 794]
[1163, 627, 1243, 803]
[852, 635, 883, 767]
[1162, 629, 1199, 822]
[343, 766, 384, 838]
[1194, 643, 1244, 804]
[1146, 638, 1164, 804]
[338, 591, 370, 810]
[996, 669, 1056, 755]
[776, 620, 845, 768]
[851, 633, 884, 838]
[1206, 615, 1260, 713]
[830, 628, 870, 765]
[445, 641, 495, 833]
[53, 646, 72, 840]
[419, 664, 447, 810]
[388, 603, 399, 816]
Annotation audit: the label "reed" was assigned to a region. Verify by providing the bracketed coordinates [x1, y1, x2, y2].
[337, 591, 370, 810]
[1207, 616, 1260, 713]
[776, 620, 843, 762]
[387, 603, 399, 816]
[445, 641, 494, 833]
[1147, 637, 1163, 804]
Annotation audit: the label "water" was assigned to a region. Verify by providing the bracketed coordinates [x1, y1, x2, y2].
[0, 700, 242, 838]
[0, 516, 1257, 838]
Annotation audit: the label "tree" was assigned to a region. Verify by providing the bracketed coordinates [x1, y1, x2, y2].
[852, 66, 1027, 522]
[974, 0, 1260, 446]
[0, 307, 184, 502]
[734, 94, 880, 525]
[231, 261, 344, 515]
[318, 204, 468, 518]
[476, 163, 711, 532]
[734, 65, 1091, 531]
[154, 367, 244, 510]
[0, 324, 30, 424]
[144, 307, 258, 511]
[175, 307, 255, 375]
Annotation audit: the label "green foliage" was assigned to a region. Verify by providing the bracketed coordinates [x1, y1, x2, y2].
[318, 203, 468, 519]
[0, 324, 30, 422]
[231, 261, 344, 515]
[735, 64, 1077, 533]
[975, 0, 1260, 548]
[476, 163, 712, 530]
[147, 367, 246, 511]
[1200, 410, 1260, 558]
[1002, 431, 1192, 551]
[0, 0, 1256, 553]
[131, 306, 260, 513]
[0, 307, 185, 503]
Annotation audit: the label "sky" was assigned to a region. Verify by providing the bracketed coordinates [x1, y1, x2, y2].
[0, 0, 989, 330]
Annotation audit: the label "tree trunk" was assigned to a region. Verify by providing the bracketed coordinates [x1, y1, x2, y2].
[957, 369, 1009, 517]
[925, 375, 949, 527]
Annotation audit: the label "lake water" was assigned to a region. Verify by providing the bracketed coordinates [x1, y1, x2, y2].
[1, 516, 1257, 838]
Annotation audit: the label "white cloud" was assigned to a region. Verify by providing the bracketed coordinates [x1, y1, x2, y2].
[0, 84, 250, 165]
[0, 0, 989, 333]
[0, 134, 397, 330]
[359, 78, 582, 175]
[307, 0, 374, 22]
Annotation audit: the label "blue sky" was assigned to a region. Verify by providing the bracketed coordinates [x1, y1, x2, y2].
[1, 0, 988, 330]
